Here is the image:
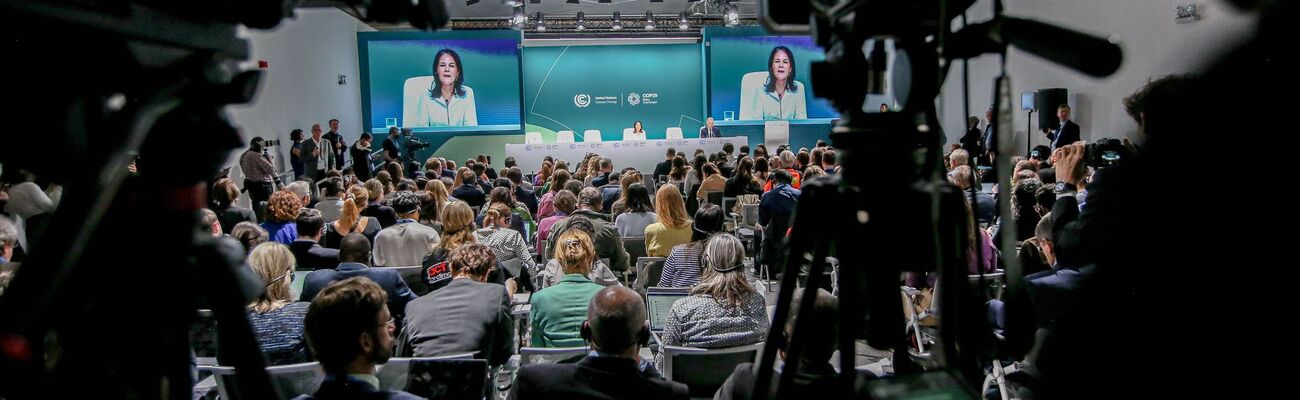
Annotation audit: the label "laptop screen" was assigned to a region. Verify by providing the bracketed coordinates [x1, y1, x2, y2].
[645, 288, 690, 332]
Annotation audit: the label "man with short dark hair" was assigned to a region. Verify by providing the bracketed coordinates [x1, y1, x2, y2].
[1046, 104, 1081, 150]
[399, 244, 514, 366]
[715, 288, 839, 400]
[351, 132, 374, 182]
[545, 187, 630, 272]
[821, 149, 837, 174]
[324, 118, 347, 168]
[758, 170, 800, 275]
[591, 158, 615, 187]
[290, 208, 341, 270]
[314, 177, 345, 223]
[372, 191, 440, 267]
[507, 167, 538, 214]
[301, 233, 418, 324]
[509, 287, 689, 400]
[240, 136, 277, 221]
[301, 277, 421, 400]
[471, 163, 494, 194]
[654, 148, 675, 181]
[504, 156, 518, 170]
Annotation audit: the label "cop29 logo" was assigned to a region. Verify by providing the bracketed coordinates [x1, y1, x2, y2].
[574, 93, 592, 108]
[627, 92, 641, 106]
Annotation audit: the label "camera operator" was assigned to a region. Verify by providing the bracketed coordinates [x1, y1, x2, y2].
[240, 136, 277, 221]
[1034, 75, 1198, 398]
[382, 126, 402, 166]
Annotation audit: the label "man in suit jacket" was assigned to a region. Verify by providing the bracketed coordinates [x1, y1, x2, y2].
[301, 124, 337, 182]
[699, 117, 722, 138]
[351, 132, 374, 182]
[289, 209, 340, 270]
[1046, 104, 1081, 150]
[301, 277, 422, 400]
[653, 147, 675, 182]
[398, 244, 514, 366]
[323, 118, 347, 169]
[509, 287, 689, 400]
[301, 233, 418, 324]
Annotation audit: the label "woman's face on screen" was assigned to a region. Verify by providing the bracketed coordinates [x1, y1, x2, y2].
[770, 50, 792, 82]
[634, 121, 642, 131]
[437, 53, 459, 87]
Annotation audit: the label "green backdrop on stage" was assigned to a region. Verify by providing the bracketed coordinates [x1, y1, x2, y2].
[522, 43, 705, 143]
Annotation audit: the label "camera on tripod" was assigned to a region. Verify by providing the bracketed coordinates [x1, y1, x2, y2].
[401, 128, 430, 150]
[1084, 137, 1130, 169]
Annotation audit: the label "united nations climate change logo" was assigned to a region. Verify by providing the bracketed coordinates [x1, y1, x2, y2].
[574, 93, 592, 108]
[627, 92, 641, 106]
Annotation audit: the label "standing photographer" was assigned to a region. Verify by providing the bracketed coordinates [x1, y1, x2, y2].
[240, 136, 277, 221]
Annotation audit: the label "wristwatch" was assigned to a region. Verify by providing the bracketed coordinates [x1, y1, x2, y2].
[1054, 181, 1077, 194]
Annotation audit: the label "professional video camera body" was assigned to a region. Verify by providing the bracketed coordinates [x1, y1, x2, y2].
[751, 1, 1124, 399]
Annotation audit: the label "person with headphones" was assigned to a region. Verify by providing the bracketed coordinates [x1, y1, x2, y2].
[510, 286, 689, 400]
[659, 234, 769, 349]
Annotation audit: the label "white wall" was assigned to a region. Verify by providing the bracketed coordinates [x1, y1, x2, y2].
[938, 0, 1256, 153]
[225, 8, 375, 176]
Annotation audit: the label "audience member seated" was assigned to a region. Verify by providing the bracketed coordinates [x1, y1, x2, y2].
[660, 234, 769, 348]
[322, 186, 382, 249]
[398, 244, 514, 367]
[474, 203, 535, 276]
[313, 177, 345, 223]
[536, 191, 576, 255]
[506, 167, 539, 215]
[199, 208, 223, 237]
[539, 216, 621, 289]
[659, 205, 725, 288]
[758, 170, 800, 275]
[510, 286, 689, 400]
[992, 178, 1044, 245]
[906, 202, 997, 288]
[300, 233, 417, 324]
[653, 147, 676, 182]
[530, 229, 606, 348]
[0, 217, 17, 265]
[532, 160, 553, 189]
[231, 221, 268, 255]
[245, 242, 310, 365]
[211, 178, 255, 233]
[821, 149, 838, 174]
[301, 277, 421, 400]
[545, 187, 631, 272]
[536, 169, 571, 219]
[762, 151, 803, 191]
[288, 208, 340, 270]
[600, 168, 630, 213]
[608, 170, 643, 219]
[714, 288, 839, 400]
[614, 183, 656, 238]
[948, 165, 996, 224]
[480, 187, 533, 238]
[285, 180, 314, 209]
[451, 168, 487, 209]
[372, 191, 440, 267]
[666, 156, 691, 190]
[644, 185, 693, 257]
[590, 158, 615, 188]
[725, 157, 763, 198]
[696, 163, 726, 203]
[260, 190, 302, 245]
[362, 179, 399, 228]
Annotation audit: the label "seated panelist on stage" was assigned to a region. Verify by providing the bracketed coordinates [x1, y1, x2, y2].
[410, 48, 478, 127]
[700, 117, 722, 138]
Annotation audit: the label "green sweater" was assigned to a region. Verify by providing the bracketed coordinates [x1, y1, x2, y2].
[529, 274, 604, 347]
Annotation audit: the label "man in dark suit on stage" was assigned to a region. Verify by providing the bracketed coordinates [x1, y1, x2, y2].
[1046, 104, 1081, 150]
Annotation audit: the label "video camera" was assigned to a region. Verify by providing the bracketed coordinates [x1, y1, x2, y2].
[401, 128, 431, 151]
[1084, 137, 1131, 169]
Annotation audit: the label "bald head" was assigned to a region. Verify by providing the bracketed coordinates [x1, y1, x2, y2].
[338, 233, 371, 264]
[586, 287, 647, 354]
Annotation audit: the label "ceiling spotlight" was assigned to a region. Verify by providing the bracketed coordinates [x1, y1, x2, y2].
[644, 11, 656, 30]
[566, 0, 578, 3]
[534, 12, 545, 31]
[502, 0, 523, 7]
[679, 11, 689, 30]
[611, 12, 623, 31]
[724, 3, 740, 27]
[510, 6, 527, 30]
[466, 0, 480, 5]
[575, 11, 586, 31]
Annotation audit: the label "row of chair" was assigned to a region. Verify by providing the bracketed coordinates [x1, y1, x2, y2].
[198, 354, 490, 400]
[516, 343, 764, 399]
[524, 127, 690, 144]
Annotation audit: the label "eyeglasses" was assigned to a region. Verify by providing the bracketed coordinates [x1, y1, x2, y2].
[378, 317, 395, 329]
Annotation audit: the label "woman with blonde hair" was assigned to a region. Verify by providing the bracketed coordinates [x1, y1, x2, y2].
[259, 190, 302, 244]
[528, 229, 605, 347]
[644, 184, 693, 257]
[420, 179, 451, 230]
[376, 171, 396, 195]
[245, 242, 310, 365]
[360, 179, 399, 228]
[322, 186, 383, 248]
[660, 234, 768, 348]
[421, 201, 514, 295]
